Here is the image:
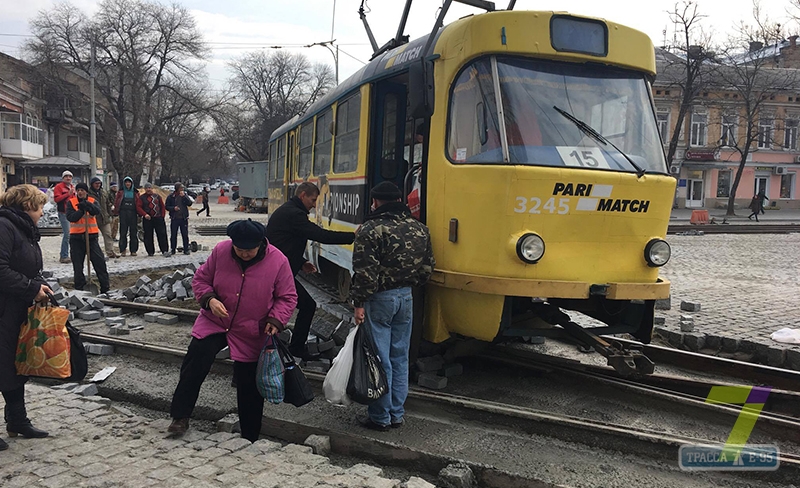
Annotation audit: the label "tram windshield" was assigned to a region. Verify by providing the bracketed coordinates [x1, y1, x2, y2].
[447, 56, 668, 174]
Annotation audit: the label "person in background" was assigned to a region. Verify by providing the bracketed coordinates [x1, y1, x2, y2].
[136, 183, 170, 257]
[196, 187, 210, 217]
[265, 182, 355, 360]
[748, 194, 761, 222]
[757, 188, 769, 215]
[88, 177, 117, 259]
[113, 177, 139, 256]
[108, 182, 119, 241]
[166, 183, 193, 255]
[350, 181, 435, 431]
[53, 170, 75, 263]
[0, 185, 53, 451]
[167, 219, 297, 441]
[66, 183, 110, 294]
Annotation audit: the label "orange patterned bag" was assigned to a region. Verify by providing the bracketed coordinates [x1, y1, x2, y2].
[15, 303, 72, 378]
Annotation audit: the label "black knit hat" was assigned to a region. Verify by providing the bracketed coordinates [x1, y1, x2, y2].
[75, 182, 89, 192]
[226, 219, 265, 250]
[371, 181, 402, 201]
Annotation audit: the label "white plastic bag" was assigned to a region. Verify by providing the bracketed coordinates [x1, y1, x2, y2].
[323, 323, 357, 405]
[770, 328, 800, 344]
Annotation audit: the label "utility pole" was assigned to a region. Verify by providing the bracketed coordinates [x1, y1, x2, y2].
[89, 37, 98, 183]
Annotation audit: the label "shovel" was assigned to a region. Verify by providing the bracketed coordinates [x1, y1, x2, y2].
[83, 206, 99, 296]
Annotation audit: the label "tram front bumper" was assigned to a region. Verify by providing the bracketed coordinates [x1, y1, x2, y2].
[428, 270, 670, 300]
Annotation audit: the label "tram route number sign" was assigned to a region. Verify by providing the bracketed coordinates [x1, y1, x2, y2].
[679, 386, 780, 471]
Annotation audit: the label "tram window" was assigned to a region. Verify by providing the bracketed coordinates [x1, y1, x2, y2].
[298, 124, 313, 178]
[276, 138, 285, 179]
[380, 94, 399, 179]
[269, 142, 276, 166]
[334, 93, 361, 173]
[314, 109, 333, 175]
[550, 16, 607, 57]
[281, 134, 292, 180]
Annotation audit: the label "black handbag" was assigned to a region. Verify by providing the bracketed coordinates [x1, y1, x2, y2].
[47, 292, 87, 382]
[275, 338, 314, 407]
[347, 324, 388, 405]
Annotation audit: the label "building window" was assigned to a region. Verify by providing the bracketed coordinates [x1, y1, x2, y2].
[717, 170, 732, 197]
[690, 111, 707, 146]
[758, 117, 773, 149]
[313, 109, 333, 175]
[780, 173, 795, 198]
[784, 119, 798, 150]
[1, 112, 42, 144]
[656, 108, 670, 142]
[67, 135, 79, 151]
[720, 114, 737, 146]
[333, 92, 361, 173]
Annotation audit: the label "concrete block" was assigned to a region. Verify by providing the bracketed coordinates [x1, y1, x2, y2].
[440, 363, 464, 377]
[48, 280, 61, 292]
[70, 295, 87, 308]
[183, 268, 195, 276]
[72, 384, 99, 397]
[683, 333, 706, 351]
[680, 301, 701, 312]
[216, 413, 240, 433]
[303, 435, 331, 456]
[721, 337, 740, 353]
[105, 317, 126, 327]
[133, 297, 148, 303]
[51, 382, 80, 391]
[102, 307, 122, 317]
[786, 349, 800, 370]
[679, 314, 694, 322]
[705, 335, 721, 350]
[304, 360, 329, 373]
[317, 339, 335, 352]
[163, 274, 176, 285]
[87, 344, 114, 355]
[438, 463, 476, 488]
[739, 340, 758, 354]
[332, 324, 353, 346]
[667, 330, 683, 348]
[306, 342, 320, 355]
[41, 270, 54, 278]
[144, 312, 163, 323]
[767, 347, 786, 367]
[416, 355, 445, 373]
[181, 277, 193, 290]
[122, 287, 137, 301]
[654, 316, 666, 326]
[135, 275, 152, 287]
[175, 287, 188, 300]
[109, 325, 130, 335]
[215, 347, 230, 359]
[407, 477, 436, 488]
[86, 297, 104, 310]
[418, 372, 447, 390]
[654, 297, 671, 310]
[173, 270, 185, 281]
[753, 343, 770, 363]
[52, 290, 66, 302]
[68, 312, 74, 322]
[679, 321, 695, 333]
[136, 285, 152, 297]
[79, 310, 102, 321]
[156, 314, 179, 325]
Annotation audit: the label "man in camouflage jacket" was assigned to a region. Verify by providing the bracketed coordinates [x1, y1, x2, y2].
[350, 181, 435, 431]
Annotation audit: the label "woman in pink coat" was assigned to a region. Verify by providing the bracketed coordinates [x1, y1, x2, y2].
[168, 219, 297, 441]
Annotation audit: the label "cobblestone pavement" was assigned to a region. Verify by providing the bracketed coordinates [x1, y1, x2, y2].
[657, 233, 800, 368]
[0, 384, 412, 488]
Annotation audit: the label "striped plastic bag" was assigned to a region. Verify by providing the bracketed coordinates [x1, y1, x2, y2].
[15, 302, 72, 378]
[256, 336, 284, 403]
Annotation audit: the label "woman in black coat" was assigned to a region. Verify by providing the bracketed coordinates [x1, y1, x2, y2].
[0, 184, 53, 451]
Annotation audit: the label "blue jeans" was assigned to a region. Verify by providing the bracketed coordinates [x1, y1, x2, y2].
[58, 212, 70, 259]
[365, 287, 413, 426]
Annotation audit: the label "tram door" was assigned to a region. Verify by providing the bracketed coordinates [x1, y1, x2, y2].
[368, 80, 408, 211]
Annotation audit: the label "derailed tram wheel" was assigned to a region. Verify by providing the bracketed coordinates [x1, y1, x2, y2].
[337, 268, 351, 303]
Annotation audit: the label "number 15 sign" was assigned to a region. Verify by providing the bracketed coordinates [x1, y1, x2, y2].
[556, 147, 610, 169]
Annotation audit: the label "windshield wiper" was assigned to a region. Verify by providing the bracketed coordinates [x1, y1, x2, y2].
[553, 105, 646, 179]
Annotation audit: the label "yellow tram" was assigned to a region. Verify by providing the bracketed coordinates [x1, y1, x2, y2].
[268, 6, 676, 374]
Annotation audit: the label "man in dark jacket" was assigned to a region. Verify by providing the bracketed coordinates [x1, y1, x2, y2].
[165, 182, 194, 255]
[113, 176, 139, 256]
[196, 187, 210, 217]
[88, 177, 117, 259]
[265, 182, 355, 360]
[350, 181, 434, 431]
[136, 183, 170, 257]
[67, 182, 110, 294]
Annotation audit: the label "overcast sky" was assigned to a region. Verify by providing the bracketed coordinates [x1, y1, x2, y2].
[1, 0, 798, 88]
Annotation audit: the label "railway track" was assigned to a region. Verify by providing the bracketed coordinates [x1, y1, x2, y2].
[186, 223, 800, 237]
[71, 297, 800, 481]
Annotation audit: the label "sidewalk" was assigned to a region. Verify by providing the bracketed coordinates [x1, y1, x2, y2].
[670, 207, 800, 223]
[0, 383, 413, 488]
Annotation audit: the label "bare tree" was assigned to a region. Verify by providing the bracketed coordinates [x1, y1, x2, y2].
[711, 2, 800, 215]
[214, 50, 334, 161]
[25, 0, 209, 180]
[659, 1, 716, 165]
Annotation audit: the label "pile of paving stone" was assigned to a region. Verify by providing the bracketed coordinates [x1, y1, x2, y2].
[38, 201, 60, 228]
[98, 263, 203, 305]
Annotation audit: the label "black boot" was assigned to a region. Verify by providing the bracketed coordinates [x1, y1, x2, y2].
[3, 388, 48, 439]
[0, 437, 7, 451]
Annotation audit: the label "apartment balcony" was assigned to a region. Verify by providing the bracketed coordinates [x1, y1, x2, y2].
[66, 150, 90, 163]
[1, 113, 43, 161]
[0, 138, 44, 160]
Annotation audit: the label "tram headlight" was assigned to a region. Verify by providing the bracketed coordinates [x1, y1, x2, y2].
[644, 239, 671, 267]
[516, 233, 545, 264]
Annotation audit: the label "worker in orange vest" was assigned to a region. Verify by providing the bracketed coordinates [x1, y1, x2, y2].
[66, 182, 110, 294]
